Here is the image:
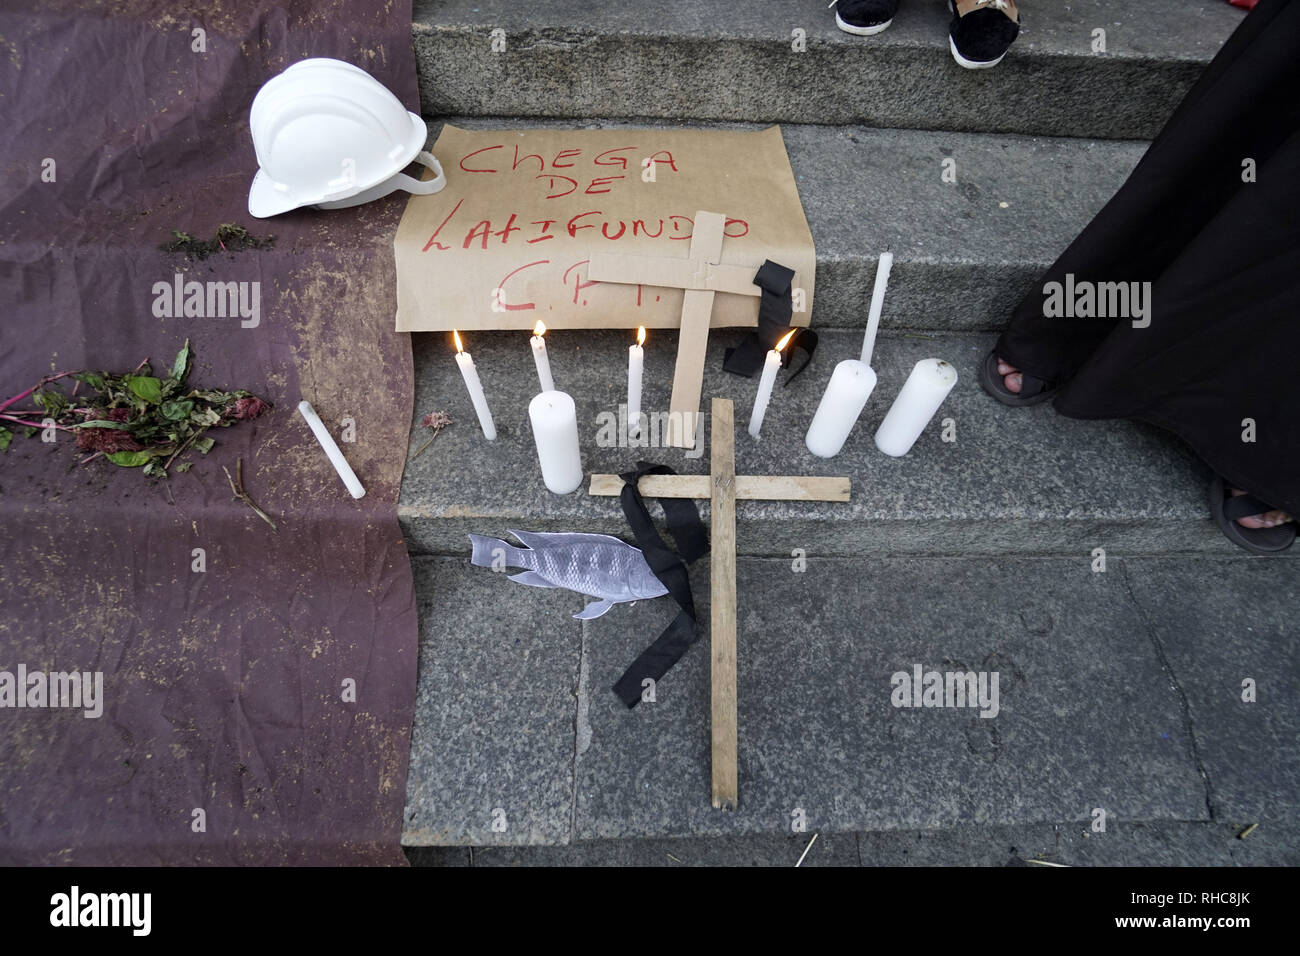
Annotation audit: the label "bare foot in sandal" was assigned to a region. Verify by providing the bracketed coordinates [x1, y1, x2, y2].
[995, 356, 1023, 394]
[980, 349, 1058, 407]
[1230, 489, 1293, 529]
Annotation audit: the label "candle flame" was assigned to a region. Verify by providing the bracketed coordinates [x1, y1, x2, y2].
[453, 329, 464, 353]
[637, 326, 646, 347]
[775, 329, 796, 352]
[533, 320, 547, 337]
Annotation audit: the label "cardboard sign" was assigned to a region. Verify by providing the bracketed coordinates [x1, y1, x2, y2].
[393, 125, 816, 332]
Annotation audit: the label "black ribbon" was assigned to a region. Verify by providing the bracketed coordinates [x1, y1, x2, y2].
[612, 461, 709, 709]
[723, 259, 818, 385]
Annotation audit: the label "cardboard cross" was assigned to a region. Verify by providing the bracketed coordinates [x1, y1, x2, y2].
[588, 210, 761, 450]
[589, 398, 850, 809]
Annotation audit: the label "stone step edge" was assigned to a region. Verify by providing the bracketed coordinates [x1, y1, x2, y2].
[400, 813, 1247, 847]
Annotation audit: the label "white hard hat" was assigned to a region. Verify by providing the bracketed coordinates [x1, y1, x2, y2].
[247, 58, 446, 218]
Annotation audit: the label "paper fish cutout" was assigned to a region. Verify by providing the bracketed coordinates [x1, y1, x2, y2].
[468, 530, 668, 619]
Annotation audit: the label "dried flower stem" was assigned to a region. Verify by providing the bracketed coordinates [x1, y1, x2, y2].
[412, 411, 453, 459]
[0, 414, 76, 431]
[412, 432, 442, 458]
[0, 370, 78, 415]
[163, 431, 200, 470]
[223, 457, 277, 531]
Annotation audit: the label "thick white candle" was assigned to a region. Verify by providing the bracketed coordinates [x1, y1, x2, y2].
[860, 251, 894, 367]
[529, 390, 583, 494]
[748, 329, 794, 439]
[874, 358, 958, 457]
[297, 400, 365, 499]
[453, 330, 496, 440]
[531, 320, 555, 393]
[805, 359, 877, 459]
[627, 327, 645, 440]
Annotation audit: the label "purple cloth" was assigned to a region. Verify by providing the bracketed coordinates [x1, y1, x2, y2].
[0, 1, 420, 864]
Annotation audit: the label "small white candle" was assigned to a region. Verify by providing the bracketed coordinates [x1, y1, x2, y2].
[874, 358, 958, 457]
[627, 326, 645, 440]
[529, 390, 583, 494]
[453, 330, 497, 440]
[860, 251, 893, 367]
[297, 400, 365, 498]
[748, 329, 795, 439]
[531, 320, 555, 393]
[805, 359, 878, 459]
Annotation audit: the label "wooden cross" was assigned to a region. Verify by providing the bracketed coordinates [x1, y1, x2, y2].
[589, 398, 850, 809]
[588, 210, 765, 450]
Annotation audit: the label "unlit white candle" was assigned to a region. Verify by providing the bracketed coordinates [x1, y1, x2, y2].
[874, 358, 958, 457]
[455, 349, 497, 440]
[805, 359, 877, 459]
[297, 400, 365, 499]
[627, 337, 644, 440]
[860, 251, 894, 367]
[529, 390, 583, 494]
[531, 331, 555, 393]
[748, 347, 781, 439]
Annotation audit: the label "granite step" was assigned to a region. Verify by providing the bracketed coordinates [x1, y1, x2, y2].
[401, 553, 1300, 845]
[407, 821, 1300, 866]
[412, 0, 1244, 140]
[423, 117, 1149, 332]
[399, 327, 1252, 559]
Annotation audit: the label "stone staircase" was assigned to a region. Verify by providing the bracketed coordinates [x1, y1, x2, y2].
[398, 0, 1300, 855]
[410, 0, 1241, 139]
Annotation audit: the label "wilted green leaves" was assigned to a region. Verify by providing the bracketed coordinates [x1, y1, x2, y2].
[160, 223, 275, 261]
[126, 375, 164, 404]
[1, 339, 268, 477]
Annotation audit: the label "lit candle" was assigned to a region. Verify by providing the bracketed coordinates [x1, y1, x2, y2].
[531, 320, 555, 393]
[453, 330, 497, 440]
[805, 359, 877, 459]
[297, 400, 366, 498]
[748, 329, 795, 439]
[874, 358, 957, 457]
[528, 390, 583, 494]
[628, 326, 645, 441]
[860, 251, 893, 367]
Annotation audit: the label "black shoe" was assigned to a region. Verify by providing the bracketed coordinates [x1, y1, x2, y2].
[948, 0, 1020, 69]
[834, 0, 901, 36]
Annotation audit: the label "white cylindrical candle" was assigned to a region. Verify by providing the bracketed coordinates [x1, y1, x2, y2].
[748, 329, 795, 439]
[748, 349, 780, 438]
[297, 400, 365, 499]
[627, 327, 645, 440]
[531, 321, 555, 393]
[874, 358, 958, 457]
[453, 331, 496, 440]
[804, 359, 878, 459]
[528, 390, 583, 494]
[860, 251, 894, 367]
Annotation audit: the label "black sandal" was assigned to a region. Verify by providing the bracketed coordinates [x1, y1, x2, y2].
[978, 348, 1058, 407]
[1209, 474, 1296, 554]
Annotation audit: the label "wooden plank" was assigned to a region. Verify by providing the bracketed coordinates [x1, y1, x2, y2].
[666, 288, 712, 448]
[588, 473, 851, 502]
[709, 398, 739, 811]
[665, 211, 727, 449]
[588, 253, 763, 298]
